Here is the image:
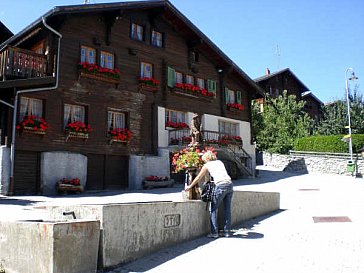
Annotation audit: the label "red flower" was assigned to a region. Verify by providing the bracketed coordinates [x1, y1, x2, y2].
[108, 128, 133, 142]
[79, 62, 121, 79]
[66, 121, 92, 133]
[16, 115, 49, 132]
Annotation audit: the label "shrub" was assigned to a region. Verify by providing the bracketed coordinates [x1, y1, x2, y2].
[294, 134, 364, 153]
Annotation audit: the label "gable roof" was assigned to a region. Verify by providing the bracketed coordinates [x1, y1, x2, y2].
[255, 68, 309, 92]
[0, 21, 13, 44]
[301, 91, 323, 105]
[0, 0, 264, 98]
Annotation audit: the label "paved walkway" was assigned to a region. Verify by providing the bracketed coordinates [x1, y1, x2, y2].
[1, 166, 364, 272]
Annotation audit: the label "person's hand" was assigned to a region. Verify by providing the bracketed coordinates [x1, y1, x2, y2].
[185, 185, 191, 192]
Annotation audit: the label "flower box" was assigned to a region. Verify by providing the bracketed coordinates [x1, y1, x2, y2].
[139, 83, 159, 92]
[22, 126, 47, 135]
[57, 183, 84, 194]
[143, 179, 174, 189]
[65, 131, 89, 142]
[108, 128, 133, 144]
[16, 115, 49, 135]
[56, 178, 84, 194]
[227, 103, 245, 112]
[80, 71, 120, 84]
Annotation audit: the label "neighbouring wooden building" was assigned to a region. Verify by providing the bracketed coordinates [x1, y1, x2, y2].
[0, 21, 13, 45]
[255, 68, 323, 121]
[0, 1, 263, 195]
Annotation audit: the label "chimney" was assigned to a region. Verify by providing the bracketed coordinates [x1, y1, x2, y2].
[265, 68, 270, 75]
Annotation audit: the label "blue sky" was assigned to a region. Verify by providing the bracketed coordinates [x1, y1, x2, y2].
[1, 0, 363, 103]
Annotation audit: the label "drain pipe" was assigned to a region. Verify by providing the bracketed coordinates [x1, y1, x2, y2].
[7, 17, 62, 195]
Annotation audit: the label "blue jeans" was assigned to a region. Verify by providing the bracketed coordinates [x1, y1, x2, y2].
[209, 182, 233, 234]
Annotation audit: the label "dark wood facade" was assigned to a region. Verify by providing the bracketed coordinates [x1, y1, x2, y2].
[0, 1, 262, 195]
[255, 68, 323, 120]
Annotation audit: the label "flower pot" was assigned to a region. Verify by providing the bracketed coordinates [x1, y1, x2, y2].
[139, 83, 159, 92]
[65, 131, 89, 142]
[22, 126, 46, 135]
[80, 71, 120, 84]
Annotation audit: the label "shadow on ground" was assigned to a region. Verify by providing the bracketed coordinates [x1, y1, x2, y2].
[112, 209, 285, 273]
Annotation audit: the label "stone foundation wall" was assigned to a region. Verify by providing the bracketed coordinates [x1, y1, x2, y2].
[262, 151, 364, 176]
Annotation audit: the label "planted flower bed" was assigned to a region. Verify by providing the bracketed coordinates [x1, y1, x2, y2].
[143, 176, 174, 189]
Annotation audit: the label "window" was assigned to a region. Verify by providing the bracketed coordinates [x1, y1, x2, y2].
[191, 51, 199, 63]
[197, 78, 205, 89]
[108, 111, 126, 130]
[19, 97, 43, 120]
[64, 104, 86, 128]
[131, 23, 144, 41]
[207, 79, 217, 95]
[186, 75, 194, 85]
[140, 62, 153, 78]
[100, 51, 114, 69]
[151, 30, 163, 47]
[219, 120, 238, 136]
[80, 46, 96, 64]
[165, 109, 186, 124]
[175, 71, 183, 84]
[225, 88, 242, 104]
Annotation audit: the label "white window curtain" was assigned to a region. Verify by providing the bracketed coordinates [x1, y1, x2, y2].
[141, 62, 152, 78]
[64, 104, 85, 128]
[108, 111, 125, 130]
[19, 97, 42, 120]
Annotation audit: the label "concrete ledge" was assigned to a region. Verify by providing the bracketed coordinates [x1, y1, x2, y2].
[0, 220, 100, 273]
[48, 190, 280, 269]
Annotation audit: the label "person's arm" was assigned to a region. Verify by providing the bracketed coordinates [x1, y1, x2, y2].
[185, 165, 208, 191]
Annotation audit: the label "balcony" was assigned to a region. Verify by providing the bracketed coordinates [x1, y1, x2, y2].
[0, 46, 48, 81]
[168, 129, 253, 177]
[168, 129, 242, 147]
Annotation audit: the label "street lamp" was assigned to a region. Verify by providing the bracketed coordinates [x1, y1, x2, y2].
[345, 68, 358, 161]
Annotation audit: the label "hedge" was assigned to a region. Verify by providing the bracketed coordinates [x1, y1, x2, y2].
[294, 134, 364, 153]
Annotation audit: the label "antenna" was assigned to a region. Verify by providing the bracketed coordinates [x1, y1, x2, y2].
[275, 44, 281, 69]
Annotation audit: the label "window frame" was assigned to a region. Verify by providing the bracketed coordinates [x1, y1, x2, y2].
[63, 104, 86, 129]
[100, 51, 114, 70]
[19, 97, 43, 121]
[140, 62, 153, 78]
[108, 110, 126, 131]
[80, 45, 96, 64]
[175, 71, 183, 84]
[218, 120, 238, 136]
[165, 109, 187, 124]
[131, 23, 144, 41]
[197, 78, 205, 89]
[151, 30, 163, 47]
[186, 75, 194, 85]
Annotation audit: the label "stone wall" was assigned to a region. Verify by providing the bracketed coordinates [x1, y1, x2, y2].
[262, 151, 364, 176]
[0, 220, 100, 273]
[48, 190, 280, 269]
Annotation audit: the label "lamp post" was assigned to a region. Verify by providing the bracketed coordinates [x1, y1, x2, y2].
[345, 68, 358, 161]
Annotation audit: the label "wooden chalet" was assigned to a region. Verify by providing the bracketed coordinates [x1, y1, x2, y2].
[255, 68, 323, 121]
[0, 1, 263, 195]
[0, 21, 13, 45]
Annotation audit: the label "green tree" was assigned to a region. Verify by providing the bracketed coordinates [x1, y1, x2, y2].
[315, 85, 364, 135]
[252, 91, 312, 154]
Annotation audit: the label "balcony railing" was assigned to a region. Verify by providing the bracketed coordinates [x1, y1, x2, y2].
[0, 46, 48, 80]
[168, 128, 253, 176]
[168, 129, 243, 147]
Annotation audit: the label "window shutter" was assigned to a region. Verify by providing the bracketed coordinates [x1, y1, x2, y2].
[207, 79, 217, 94]
[236, 91, 242, 104]
[167, 66, 175, 88]
[224, 88, 230, 104]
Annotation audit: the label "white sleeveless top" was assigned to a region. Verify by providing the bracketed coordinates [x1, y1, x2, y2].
[204, 160, 231, 183]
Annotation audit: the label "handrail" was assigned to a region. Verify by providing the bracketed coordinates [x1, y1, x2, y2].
[168, 128, 253, 176]
[0, 45, 48, 80]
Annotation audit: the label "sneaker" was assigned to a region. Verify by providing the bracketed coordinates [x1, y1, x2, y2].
[207, 233, 218, 238]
